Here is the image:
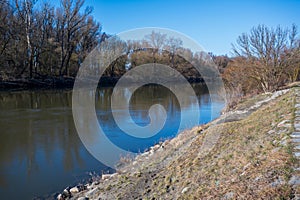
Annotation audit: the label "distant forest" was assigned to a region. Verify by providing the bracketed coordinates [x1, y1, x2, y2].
[0, 0, 300, 96]
[0, 0, 212, 88]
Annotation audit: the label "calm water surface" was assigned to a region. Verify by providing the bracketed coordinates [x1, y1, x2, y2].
[0, 84, 224, 199]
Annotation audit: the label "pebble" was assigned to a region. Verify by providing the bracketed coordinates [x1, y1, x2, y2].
[78, 197, 89, 200]
[102, 174, 111, 180]
[70, 186, 79, 194]
[294, 152, 300, 157]
[85, 187, 98, 198]
[292, 138, 300, 143]
[62, 188, 71, 198]
[110, 173, 118, 178]
[291, 132, 300, 138]
[181, 187, 190, 194]
[223, 192, 234, 199]
[277, 120, 290, 127]
[289, 175, 300, 185]
[57, 194, 63, 200]
[270, 178, 284, 187]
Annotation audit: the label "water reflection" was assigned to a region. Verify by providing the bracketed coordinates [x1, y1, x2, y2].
[0, 84, 224, 199]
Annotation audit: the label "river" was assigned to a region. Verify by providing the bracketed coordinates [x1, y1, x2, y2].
[0, 84, 224, 199]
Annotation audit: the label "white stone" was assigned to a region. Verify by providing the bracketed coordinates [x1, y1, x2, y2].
[110, 173, 118, 178]
[292, 138, 300, 143]
[70, 186, 79, 194]
[277, 120, 290, 127]
[291, 132, 300, 138]
[86, 187, 98, 197]
[294, 152, 300, 157]
[223, 192, 235, 199]
[181, 187, 190, 194]
[289, 175, 300, 185]
[151, 144, 160, 151]
[78, 197, 89, 200]
[57, 194, 63, 200]
[101, 174, 111, 180]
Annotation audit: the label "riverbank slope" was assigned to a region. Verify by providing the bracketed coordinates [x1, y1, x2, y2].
[60, 85, 300, 200]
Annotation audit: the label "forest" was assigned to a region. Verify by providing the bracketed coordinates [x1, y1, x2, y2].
[0, 0, 300, 97]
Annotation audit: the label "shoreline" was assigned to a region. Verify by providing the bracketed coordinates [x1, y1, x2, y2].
[54, 87, 297, 199]
[0, 77, 209, 91]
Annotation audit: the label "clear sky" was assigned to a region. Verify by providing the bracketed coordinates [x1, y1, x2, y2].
[47, 0, 300, 55]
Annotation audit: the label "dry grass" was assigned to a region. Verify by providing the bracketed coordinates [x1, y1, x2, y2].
[72, 90, 297, 200]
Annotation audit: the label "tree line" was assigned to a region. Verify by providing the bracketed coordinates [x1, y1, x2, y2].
[96, 31, 213, 84]
[1, 0, 299, 93]
[0, 0, 101, 81]
[215, 24, 300, 108]
[0, 0, 213, 88]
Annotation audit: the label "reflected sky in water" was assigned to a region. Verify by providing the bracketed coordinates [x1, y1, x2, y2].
[0, 84, 224, 199]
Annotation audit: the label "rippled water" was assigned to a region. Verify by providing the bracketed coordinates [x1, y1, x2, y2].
[0, 84, 224, 199]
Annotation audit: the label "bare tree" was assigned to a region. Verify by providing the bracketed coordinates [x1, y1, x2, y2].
[56, 0, 95, 76]
[15, 0, 35, 78]
[166, 36, 182, 68]
[232, 24, 298, 92]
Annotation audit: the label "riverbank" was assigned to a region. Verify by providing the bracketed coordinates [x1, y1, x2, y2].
[55, 84, 300, 199]
[0, 77, 75, 90]
[0, 77, 207, 91]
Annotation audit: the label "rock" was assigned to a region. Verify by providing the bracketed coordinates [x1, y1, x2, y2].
[289, 175, 300, 185]
[62, 188, 71, 198]
[57, 194, 63, 200]
[280, 138, 287, 146]
[295, 123, 300, 131]
[70, 186, 79, 194]
[223, 192, 234, 199]
[141, 151, 150, 157]
[102, 174, 111, 180]
[240, 171, 246, 176]
[294, 167, 300, 171]
[272, 147, 281, 153]
[254, 175, 262, 182]
[86, 184, 93, 190]
[243, 162, 251, 171]
[268, 130, 275, 134]
[151, 144, 160, 151]
[291, 132, 300, 138]
[294, 152, 300, 157]
[270, 177, 284, 187]
[110, 173, 118, 178]
[181, 187, 190, 194]
[277, 120, 291, 128]
[77, 184, 87, 191]
[295, 145, 300, 150]
[292, 138, 300, 143]
[149, 149, 155, 155]
[78, 197, 89, 200]
[164, 140, 170, 146]
[85, 187, 98, 198]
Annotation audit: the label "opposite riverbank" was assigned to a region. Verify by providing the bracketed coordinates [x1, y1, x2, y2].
[56, 84, 300, 200]
[0, 76, 207, 91]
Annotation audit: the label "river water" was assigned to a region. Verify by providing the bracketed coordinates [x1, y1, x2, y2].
[0, 84, 224, 199]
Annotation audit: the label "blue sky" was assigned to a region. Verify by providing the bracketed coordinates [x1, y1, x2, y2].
[47, 0, 300, 55]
